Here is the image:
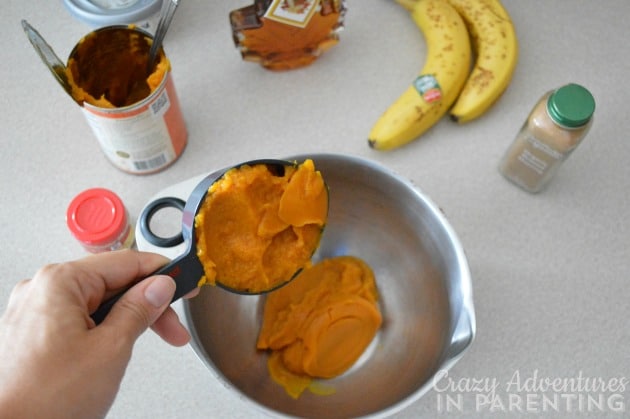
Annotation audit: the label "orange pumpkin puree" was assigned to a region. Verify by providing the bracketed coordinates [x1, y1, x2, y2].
[257, 255, 382, 398]
[195, 159, 328, 293]
[66, 25, 169, 108]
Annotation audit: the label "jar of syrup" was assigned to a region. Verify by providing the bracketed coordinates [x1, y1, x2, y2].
[230, 0, 347, 71]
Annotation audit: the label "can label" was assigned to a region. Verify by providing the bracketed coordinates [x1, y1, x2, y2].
[81, 71, 187, 174]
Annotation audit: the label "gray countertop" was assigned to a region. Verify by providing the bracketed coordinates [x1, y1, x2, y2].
[2, 1, 629, 418]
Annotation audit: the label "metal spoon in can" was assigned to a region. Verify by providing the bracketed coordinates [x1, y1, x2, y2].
[147, 0, 179, 74]
[21, 20, 79, 105]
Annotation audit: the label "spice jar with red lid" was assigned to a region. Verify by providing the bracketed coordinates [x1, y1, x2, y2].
[66, 188, 135, 253]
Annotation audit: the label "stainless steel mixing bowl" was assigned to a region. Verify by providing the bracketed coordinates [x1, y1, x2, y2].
[182, 153, 475, 418]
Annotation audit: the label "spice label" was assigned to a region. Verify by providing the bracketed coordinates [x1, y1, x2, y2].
[516, 135, 563, 175]
[264, 0, 319, 28]
[526, 135, 563, 160]
[413, 74, 442, 103]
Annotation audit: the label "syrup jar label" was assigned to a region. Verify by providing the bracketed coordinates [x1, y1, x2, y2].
[264, 0, 319, 28]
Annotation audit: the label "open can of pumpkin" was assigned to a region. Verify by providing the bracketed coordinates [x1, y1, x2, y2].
[66, 25, 187, 174]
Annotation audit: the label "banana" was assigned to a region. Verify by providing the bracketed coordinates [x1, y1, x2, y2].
[395, 0, 418, 11]
[368, 0, 471, 150]
[447, 0, 518, 123]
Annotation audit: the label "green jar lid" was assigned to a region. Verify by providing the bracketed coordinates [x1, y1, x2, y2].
[547, 83, 595, 127]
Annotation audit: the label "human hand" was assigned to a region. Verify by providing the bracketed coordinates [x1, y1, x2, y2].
[0, 250, 198, 419]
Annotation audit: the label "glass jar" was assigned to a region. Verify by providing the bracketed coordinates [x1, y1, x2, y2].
[62, 0, 162, 32]
[229, 0, 347, 71]
[499, 83, 595, 193]
[66, 188, 135, 253]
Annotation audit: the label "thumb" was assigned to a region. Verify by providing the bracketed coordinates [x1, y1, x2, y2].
[103, 275, 176, 343]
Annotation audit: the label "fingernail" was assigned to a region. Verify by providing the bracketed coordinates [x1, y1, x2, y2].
[144, 276, 175, 308]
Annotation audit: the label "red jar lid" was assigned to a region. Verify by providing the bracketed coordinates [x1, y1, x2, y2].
[67, 188, 127, 245]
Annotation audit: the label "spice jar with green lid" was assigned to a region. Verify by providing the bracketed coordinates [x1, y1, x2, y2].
[499, 83, 596, 193]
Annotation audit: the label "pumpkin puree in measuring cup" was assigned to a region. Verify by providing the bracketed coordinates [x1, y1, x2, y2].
[258, 255, 382, 399]
[66, 25, 169, 108]
[194, 159, 328, 294]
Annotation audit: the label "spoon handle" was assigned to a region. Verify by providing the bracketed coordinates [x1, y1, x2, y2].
[147, 0, 180, 73]
[90, 249, 204, 325]
[21, 20, 75, 99]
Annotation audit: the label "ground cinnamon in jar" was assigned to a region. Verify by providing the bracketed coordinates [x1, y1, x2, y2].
[499, 83, 595, 193]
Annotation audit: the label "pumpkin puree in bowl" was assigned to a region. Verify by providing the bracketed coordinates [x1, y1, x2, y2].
[195, 159, 328, 294]
[258, 255, 382, 398]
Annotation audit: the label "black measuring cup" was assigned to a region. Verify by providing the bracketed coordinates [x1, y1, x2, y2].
[91, 159, 313, 324]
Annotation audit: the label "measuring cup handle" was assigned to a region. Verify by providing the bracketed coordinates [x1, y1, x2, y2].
[90, 251, 205, 325]
[158, 251, 206, 302]
[140, 197, 187, 248]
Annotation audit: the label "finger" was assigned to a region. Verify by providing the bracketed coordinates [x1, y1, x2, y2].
[74, 249, 169, 288]
[8, 278, 32, 300]
[100, 275, 176, 344]
[66, 250, 170, 312]
[183, 287, 200, 299]
[2, 278, 33, 316]
[151, 306, 191, 347]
